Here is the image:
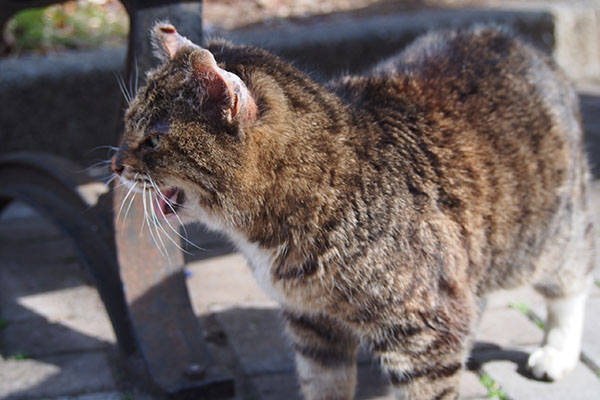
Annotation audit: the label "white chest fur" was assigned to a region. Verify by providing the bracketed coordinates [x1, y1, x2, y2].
[227, 232, 289, 305]
[190, 204, 289, 305]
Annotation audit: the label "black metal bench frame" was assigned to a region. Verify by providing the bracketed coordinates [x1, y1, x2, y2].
[0, 1, 234, 398]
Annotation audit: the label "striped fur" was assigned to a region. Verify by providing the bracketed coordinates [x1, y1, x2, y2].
[113, 24, 595, 399]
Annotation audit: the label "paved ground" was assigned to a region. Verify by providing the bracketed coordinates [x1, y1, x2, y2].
[1, 84, 600, 400]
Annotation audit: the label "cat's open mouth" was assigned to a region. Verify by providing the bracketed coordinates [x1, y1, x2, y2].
[155, 187, 185, 217]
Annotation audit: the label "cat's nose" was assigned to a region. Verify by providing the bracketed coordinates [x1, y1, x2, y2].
[111, 155, 125, 175]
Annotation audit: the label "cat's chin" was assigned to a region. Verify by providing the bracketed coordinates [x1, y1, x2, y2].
[154, 186, 185, 217]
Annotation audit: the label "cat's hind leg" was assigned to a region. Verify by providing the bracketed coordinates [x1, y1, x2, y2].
[528, 278, 591, 380]
[527, 172, 597, 381]
[283, 311, 360, 400]
[528, 213, 595, 381]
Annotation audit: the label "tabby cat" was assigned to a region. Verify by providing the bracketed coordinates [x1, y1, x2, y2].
[112, 22, 595, 400]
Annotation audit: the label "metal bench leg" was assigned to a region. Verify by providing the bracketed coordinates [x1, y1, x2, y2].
[114, 184, 234, 397]
[112, 1, 234, 397]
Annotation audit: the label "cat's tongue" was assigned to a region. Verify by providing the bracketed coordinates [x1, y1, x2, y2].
[155, 187, 180, 217]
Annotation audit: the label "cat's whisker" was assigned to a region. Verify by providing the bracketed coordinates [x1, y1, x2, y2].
[147, 179, 204, 251]
[141, 185, 160, 249]
[148, 193, 193, 255]
[96, 145, 120, 151]
[116, 181, 137, 223]
[150, 189, 207, 251]
[128, 72, 134, 101]
[134, 56, 139, 93]
[86, 145, 120, 157]
[140, 182, 149, 234]
[146, 188, 171, 260]
[76, 159, 112, 174]
[144, 197, 169, 261]
[122, 189, 137, 228]
[105, 173, 121, 186]
[115, 73, 132, 105]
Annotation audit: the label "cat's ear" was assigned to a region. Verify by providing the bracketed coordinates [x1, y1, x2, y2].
[189, 49, 257, 126]
[151, 22, 195, 62]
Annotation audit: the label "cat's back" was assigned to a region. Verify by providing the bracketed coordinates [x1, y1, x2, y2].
[333, 26, 589, 291]
[370, 25, 579, 135]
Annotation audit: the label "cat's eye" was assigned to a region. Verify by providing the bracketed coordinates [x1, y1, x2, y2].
[141, 118, 169, 149]
[142, 133, 161, 149]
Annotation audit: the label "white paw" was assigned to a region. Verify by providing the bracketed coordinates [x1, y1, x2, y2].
[527, 346, 578, 381]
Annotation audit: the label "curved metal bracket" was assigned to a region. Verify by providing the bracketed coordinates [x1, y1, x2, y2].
[0, 152, 235, 398]
[0, 152, 137, 355]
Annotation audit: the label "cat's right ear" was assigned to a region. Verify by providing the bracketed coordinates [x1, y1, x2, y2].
[151, 21, 195, 62]
[189, 49, 258, 127]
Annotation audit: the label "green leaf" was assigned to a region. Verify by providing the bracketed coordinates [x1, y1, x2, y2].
[5, 1, 128, 55]
[508, 301, 529, 315]
[478, 373, 509, 400]
[508, 301, 545, 330]
[10, 352, 30, 360]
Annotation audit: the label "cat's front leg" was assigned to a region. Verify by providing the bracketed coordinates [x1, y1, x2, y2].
[379, 349, 463, 400]
[368, 324, 466, 400]
[283, 310, 360, 400]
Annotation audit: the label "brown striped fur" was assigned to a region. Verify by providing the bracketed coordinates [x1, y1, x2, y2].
[113, 23, 595, 399]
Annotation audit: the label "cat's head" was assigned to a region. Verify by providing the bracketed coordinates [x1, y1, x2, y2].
[111, 22, 261, 228]
[112, 22, 344, 250]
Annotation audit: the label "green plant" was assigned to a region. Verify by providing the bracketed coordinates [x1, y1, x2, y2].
[4, 0, 128, 56]
[479, 372, 509, 400]
[508, 301, 545, 330]
[10, 352, 30, 360]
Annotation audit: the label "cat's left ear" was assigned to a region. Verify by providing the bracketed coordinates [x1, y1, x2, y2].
[151, 21, 195, 62]
[189, 49, 257, 126]
[151, 22, 257, 126]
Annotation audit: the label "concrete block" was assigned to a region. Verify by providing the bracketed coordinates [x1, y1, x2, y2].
[0, 48, 125, 166]
[250, 364, 394, 400]
[0, 262, 89, 319]
[186, 253, 277, 315]
[475, 308, 544, 349]
[0, 207, 77, 271]
[0, 352, 115, 400]
[9, 284, 114, 341]
[460, 370, 489, 400]
[485, 286, 545, 311]
[0, 202, 39, 220]
[51, 391, 122, 400]
[215, 306, 294, 375]
[355, 365, 393, 400]
[582, 296, 600, 370]
[547, 3, 600, 82]
[250, 371, 301, 400]
[4, 310, 115, 358]
[220, 8, 555, 79]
